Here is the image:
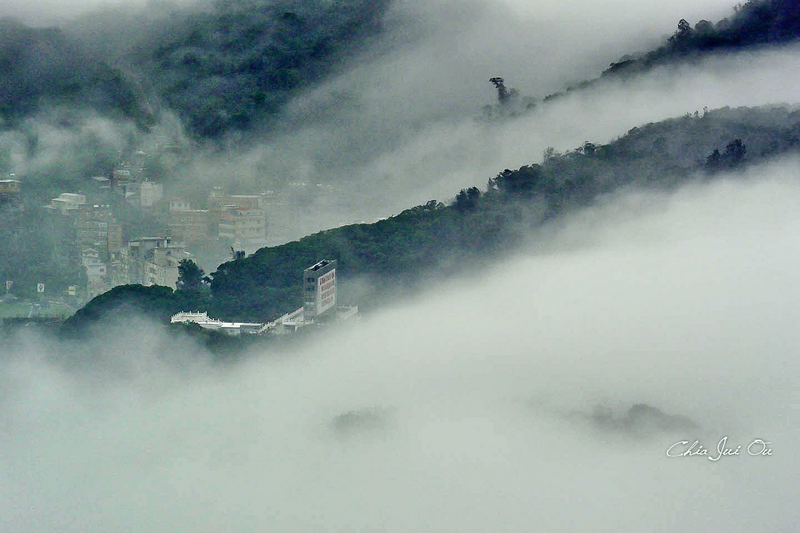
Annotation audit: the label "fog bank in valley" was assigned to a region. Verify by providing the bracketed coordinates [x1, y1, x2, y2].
[2, 158, 798, 531]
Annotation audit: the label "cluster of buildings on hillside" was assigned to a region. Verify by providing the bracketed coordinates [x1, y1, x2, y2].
[171, 260, 358, 336]
[41, 176, 190, 299]
[2, 148, 343, 303]
[33, 154, 293, 300]
[169, 190, 269, 245]
[44, 197, 196, 299]
[42, 189, 278, 299]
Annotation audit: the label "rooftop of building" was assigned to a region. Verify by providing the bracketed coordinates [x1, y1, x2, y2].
[53, 193, 86, 200]
[305, 259, 336, 273]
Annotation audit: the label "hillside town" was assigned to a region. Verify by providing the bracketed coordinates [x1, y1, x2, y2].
[0, 148, 332, 314]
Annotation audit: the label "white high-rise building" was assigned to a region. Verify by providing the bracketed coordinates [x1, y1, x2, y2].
[303, 260, 336, 319]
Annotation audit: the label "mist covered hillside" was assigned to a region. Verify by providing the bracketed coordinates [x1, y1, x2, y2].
[605, 0, 800, 74]
[0, 0, 392, 141]
[2, 1, 800, 530]
[0, 18, 151, 128]
[67, 0, 393, 139]
[63, 104, 800, 331]
[507, 0, 800, 110]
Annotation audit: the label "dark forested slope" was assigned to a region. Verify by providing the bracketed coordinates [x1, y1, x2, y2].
[1, 0, 393, 140]
[0, 18, 151, 127]
[604, 0, 800, 78]
[521, 0, 800, 109]
[131, 0, 393, 138]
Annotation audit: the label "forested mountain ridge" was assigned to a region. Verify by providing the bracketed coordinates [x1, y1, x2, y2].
[488, 0, 800, 113]
[205, 105, 800, 319]
[602, 0, 800, 78]
[0, 18, 152, 128]
[116, 0, 393, 138]
[0, 0, 393, 140]
[63, 105, 800, 334]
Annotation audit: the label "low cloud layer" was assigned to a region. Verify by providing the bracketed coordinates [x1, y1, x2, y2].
[185, 38, 800, 239]
[2, 157, 798, 531]
[3, 0, 795, 243]
[271, 44, 800, 224]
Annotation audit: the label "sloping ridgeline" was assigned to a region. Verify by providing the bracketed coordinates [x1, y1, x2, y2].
[208, 105, 800, 320]
[604, 0, 800, 78]
[535, 0, 800, 105]
[63, 105, 800, 333]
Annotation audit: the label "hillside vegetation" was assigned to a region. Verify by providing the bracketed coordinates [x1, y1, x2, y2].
[0, 0, 393, 140]
[490, 0, 800, 112]
[133, 0, 392, 138]
[603, 0, 800, 78]
[0, 18, 151, 127]
[63, 105, 800, 333]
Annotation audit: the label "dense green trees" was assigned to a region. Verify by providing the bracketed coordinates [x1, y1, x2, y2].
[0, 19, 151, 128]
[706, 139, 747, 170]
[455, 187, 481, 213]
[177, 259, 206, 291]
[127, 0, 393, 138]
[62, 284, 211, 337]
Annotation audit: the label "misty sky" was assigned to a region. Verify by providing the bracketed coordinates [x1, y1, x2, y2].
[2, 159, 799, 531]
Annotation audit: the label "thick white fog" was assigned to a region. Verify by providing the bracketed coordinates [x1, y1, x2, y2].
[0, 0, 745, 231]
[3, 158, 799, 531]
[3, 0, 799, 526]
[270, 43, 800, 231]
[171, 2, 800, 237]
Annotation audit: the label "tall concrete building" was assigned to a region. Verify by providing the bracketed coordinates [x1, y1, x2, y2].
[75, 204, 121, 261]
[209, 191, 268, 245]
[303, 260, 336, 319]
[207, 191, 260, 211]
[139, 181, 164, 208]
[169, 209, 214, 243]
[219, 207, 267, 244]
[144, 246, 190, 289]
[81, 248, 109, 299]
[122, 237, 189, 288]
